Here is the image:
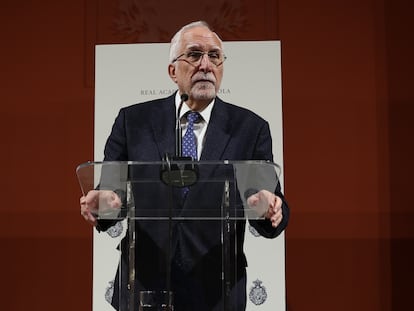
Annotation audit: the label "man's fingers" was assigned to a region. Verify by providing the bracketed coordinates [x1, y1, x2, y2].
[80, 193, 99, 226]
[266, 195, 283, 227]
[81, 208, 97, 226]
[270, 211, 283, 228]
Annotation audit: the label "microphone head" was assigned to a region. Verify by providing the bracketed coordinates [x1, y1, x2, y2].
[181, 93, 189, 102]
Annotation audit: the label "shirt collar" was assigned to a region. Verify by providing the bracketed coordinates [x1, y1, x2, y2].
[175, 91, 214, 124]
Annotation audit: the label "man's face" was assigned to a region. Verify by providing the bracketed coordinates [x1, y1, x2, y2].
[169, 26, 224, 110]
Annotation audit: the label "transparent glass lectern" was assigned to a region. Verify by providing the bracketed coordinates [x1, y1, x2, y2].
[77, 160, 281, 311]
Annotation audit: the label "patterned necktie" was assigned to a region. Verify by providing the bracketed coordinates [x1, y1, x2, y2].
[181, 112, 199, 198]
[182, 111, 200, 160]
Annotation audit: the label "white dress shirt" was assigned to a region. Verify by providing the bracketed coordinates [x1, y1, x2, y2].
[175, 92, 214, 160]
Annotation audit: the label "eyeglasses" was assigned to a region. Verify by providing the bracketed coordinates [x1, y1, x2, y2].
[172, 50, 227, 67]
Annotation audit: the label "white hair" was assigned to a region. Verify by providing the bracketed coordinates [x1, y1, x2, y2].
[168, 21, 223, 63]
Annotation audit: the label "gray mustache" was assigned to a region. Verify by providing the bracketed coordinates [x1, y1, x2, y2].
[192, 73, 216, 84]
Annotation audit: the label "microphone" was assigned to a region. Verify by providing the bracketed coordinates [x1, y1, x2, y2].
[175, 93, 189, 156]
[161, 93, 198, 187]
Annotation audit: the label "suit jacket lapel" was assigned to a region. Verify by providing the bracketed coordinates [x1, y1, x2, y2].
[151, 94, 176, 159]
[151, 95, 232, 161]
[201, 98, 231, 161]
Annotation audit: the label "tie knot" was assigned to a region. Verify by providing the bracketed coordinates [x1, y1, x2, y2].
[186, 111, 200, 124]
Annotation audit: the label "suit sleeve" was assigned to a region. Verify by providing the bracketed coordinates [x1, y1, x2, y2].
[104, 108, 129, 161]
[96, 109, 129, 232]
[249, 120, 289, 238]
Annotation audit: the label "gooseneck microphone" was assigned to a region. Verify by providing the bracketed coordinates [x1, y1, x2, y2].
[164, 93, 189, 299]
[161, 93, 198, 187]
[175, 93, 189, 157]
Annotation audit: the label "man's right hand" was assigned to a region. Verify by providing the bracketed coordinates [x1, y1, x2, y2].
[80, 190, 122, 226]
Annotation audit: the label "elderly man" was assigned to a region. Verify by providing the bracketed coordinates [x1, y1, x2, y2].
[80, 21, 289, 310]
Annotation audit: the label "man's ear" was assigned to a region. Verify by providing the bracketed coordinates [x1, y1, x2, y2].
[168, 64, 177, 83]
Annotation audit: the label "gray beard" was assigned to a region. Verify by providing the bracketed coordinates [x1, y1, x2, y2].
[191, 83, 217, 101]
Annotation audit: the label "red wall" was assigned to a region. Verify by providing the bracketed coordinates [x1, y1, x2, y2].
[0, 0, 412, 310]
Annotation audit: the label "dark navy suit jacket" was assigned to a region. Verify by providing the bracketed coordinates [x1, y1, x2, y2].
[100, 93, 289, 310]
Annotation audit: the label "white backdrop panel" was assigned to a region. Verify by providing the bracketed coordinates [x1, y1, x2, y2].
[94, 41, 285, 311]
